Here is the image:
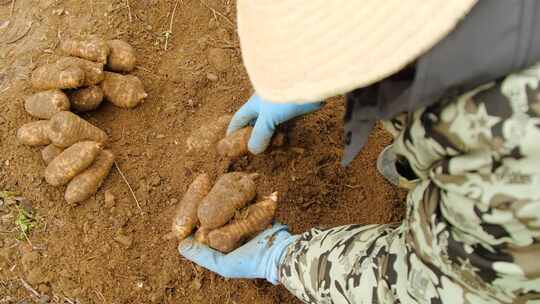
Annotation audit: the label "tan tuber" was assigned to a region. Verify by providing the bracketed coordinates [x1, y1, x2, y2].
[56, 57, 105, 86]
[47, 111, 108, 148]
[106, 40, 137, 72]
[17, 121, 51, 146]
[186, 115, 232, 152]
[60, 37, 110, 64]
[65, 150, 115, 203]
[101, 72, 147, 109]
[31, 63, 85, 90]
[67, 86, 104, 112]
[41, 144, 64, 164]
[24, 90, 70, 119]
[44, 141, 102, 186]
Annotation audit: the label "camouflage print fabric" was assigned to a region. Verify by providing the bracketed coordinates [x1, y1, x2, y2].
[279, 62, 540, 303]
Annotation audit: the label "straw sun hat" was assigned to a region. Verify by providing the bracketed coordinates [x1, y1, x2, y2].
[237, 1, 477, 103]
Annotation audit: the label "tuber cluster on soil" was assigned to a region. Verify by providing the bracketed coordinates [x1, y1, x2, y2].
[197, 172, 258, 229]
[31, 63, 85, 90]
[101, 72, 147, 109]
[67, 86, 104, 112]
[170, 174, 211, 241]
[17, 121, 51, 146]
[44, 141, 102, 186]
[24, 90, 71, 119]
[106, 39, 137, 72]
[207, 193, 278, 253]
[47, 111, 108, 148]
[60, 37, 110, 64]
[65, 150, 115, 203]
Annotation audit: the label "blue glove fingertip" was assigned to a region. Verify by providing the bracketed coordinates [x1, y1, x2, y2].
[248, 116, 275, 154]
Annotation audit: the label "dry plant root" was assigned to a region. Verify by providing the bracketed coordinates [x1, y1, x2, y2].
[207, 193, 278, 253]
[106, 40, 137, 72]
[197, 172, 257, 229]
[217, 127, 287, 158]
[101, 72, 147, 109]
[67, 86, 104, 112]
[65, 150, 115, 203]
[42, 144, 64, 164]
[56, 57, 105, 86]
[24, 90, 70, 119]
[44, 141, 102, 186]
[31, 63, 85, 90]
[170, 174, 211, 241]
[186, 115, 232, 152]
[17, 121, 51, 146]
[60, 37, 110, 63]
[47, 111, 108, 148]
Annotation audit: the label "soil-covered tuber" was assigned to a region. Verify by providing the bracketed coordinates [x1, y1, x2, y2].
[194, 227, 210, 245]
[65, 150, 115, 203]
[17, 121, 51, 146]
[197, 172, 257, 229]
[47, 111, 108, 148]
[41, 144, 64, 164]
[217, 127, 287, 158]
[106, 40, 137, 72]
[101, 72, 147, 109]
[67, 86, 104, 112]
[186, 115, 232, 152]
[44, 141, 102, 186]
[57, 57, 104, 86]
[60, 37, 110, 63]
[31, 63, 85, 90]
[171, 174, 211, 241]
[207, 193, 278, 253]
[24, 90, 70, 119]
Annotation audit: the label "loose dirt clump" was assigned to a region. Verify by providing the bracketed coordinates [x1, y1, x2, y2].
[0, 0, 405, 303]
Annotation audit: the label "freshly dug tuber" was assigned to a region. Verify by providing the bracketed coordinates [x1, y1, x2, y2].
[60, 37, 110, 63]
[67, 86, 104, 112]
[65, 150, 115, 203]
[42, 144, 64, 164]
[47, 111, 108, 148]
[31, 63, 85, 90]
[197, 172, 257, 229]
[208, 193, 278, 253]
[17, 121, 51, 146]
[24, 90, 70, 119]
[57, 57, 104, 86]
[217, 127, 287, 158]
[170, 174, 211, 241]
[194, 227, 210, 245]
[186, 115, 232, 152]
[106, 40, 136, 72]
[101, 72, 147, 109]
[44, 141, 102, 186]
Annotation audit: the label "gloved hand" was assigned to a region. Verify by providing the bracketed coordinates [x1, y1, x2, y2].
[178, 224, 298, 285]
[227, 94, 323, 154]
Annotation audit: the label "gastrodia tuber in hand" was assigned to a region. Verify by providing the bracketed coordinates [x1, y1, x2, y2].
[31, 63, 85, 90]
[67, 86, 104, 112]
[64, 150, 115, 203]
[24, 90, 70, 119]
[17, 121, 51, 146]
[60, 37, 110, 63]
[170, 174, 211, 241]
[44, 141, 102, 186]
[101, 72, 147, 109]
[197, 172, 257, 229]
[207, 193, 278, 253]
[47, 111, 108, 148]
[106, 40, 137, 72]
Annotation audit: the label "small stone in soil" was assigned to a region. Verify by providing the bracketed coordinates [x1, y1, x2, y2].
[114, 233, 133, 248]
[104, 190, 115, 208]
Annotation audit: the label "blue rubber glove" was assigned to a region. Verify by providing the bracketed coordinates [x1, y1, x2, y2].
[178, 224, 298, 285]
[227, 94, 323, 154]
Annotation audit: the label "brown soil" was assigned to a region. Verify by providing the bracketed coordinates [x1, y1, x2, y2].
[0, 1, 406, 303]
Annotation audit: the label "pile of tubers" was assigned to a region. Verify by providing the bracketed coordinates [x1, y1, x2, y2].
[17, 37, 147, 203]
[170, 172, 277, 253]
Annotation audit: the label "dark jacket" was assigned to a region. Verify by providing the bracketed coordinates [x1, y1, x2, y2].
[343, 0, 540, 165]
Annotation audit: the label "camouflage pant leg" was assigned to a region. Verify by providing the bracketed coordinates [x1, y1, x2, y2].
[279, 62, 540, 304]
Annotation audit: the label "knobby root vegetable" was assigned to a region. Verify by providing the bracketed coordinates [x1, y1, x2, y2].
[106, 40, 136, 72]
[171, 174, 211, 241]
[17, 121, 51, 146]
[57, 57, 104, 86]
[47, 111, 108, 148]
[194, 227, 210, 245]
[197, 172, 257, 229]
[67, 86, 104, 112]
[24, 90, 70, 119]
[60, 37, 110, 63]
[186, 115, 232, 152]
[44, 141, 102, 186]
[101, 72, 147, 109]
[31, 63, 85, 90]
[65, 150, 115, 203]
[207, 193, 278, 253]
[42, 144, 64, 164]
[217, 127, 287, 158]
